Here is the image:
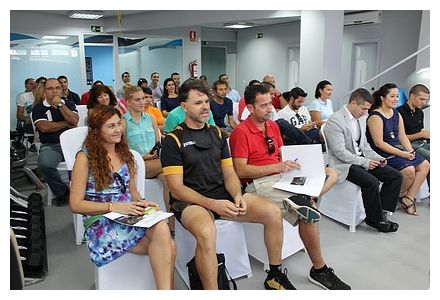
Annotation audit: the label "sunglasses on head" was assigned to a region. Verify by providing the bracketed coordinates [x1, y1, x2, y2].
[265, 136, 276, 155]
[113, 172, 126, 194]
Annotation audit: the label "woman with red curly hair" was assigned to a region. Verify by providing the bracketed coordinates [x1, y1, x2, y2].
[69, 104, 175, 289]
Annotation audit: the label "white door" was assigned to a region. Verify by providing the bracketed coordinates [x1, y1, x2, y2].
[350, 42, 379, 92]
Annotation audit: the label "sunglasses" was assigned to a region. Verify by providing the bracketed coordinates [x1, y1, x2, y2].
[113, 172, 126, 194]
[265, 136, 276, 155]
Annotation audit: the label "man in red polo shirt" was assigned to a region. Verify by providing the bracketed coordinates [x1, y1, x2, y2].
[229, 84, 350, 290]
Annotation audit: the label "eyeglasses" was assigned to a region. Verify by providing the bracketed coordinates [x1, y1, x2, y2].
[265, 136, 276, 155]
[45, 86, 62, 91]
[113, 172, 126, 194]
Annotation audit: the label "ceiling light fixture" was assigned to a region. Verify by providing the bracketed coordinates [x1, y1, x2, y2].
[224, 22, 255, 29]
[68, 11, 104, 20]
[42, 36, 69, 40]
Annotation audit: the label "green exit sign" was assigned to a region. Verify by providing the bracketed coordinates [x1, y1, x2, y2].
[91, 26, 103, 33]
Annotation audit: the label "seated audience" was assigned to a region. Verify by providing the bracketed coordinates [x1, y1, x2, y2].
[230, 84, 350, 290]
[80, 80, 103, 105]
[324, 88, 402, 232]
[58, 75, 80, 105]
[69, 105, 175, 289]
[171, 72, 181, 92]
[238, 80, 260, 122]
[148, 72, 163, 104]
[366, 83, 430, 216]
[116, 72, 131, 99]
[32, 78, 79, 206]
[397, 84, 430, 187]
[309, 80, 334, 127]
[87, 84, 127, 116]
[142, 87, 165, 133]
[210, 80, 237, 137]
[122, 86, 173, 231]
[278, 87, 321, 144]
[262, 74, 284, 109]
[161, 79, 295, 290]
[219, 73, 241, 103]
[160, 78, 180, 118]
[163, 80, 216, 133]
[137, 78, 148, 89]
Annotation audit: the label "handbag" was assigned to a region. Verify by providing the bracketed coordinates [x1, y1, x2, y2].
[187, 253, 237, 290]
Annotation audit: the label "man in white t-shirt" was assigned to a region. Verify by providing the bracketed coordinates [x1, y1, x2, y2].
[278, 87, 321, 144]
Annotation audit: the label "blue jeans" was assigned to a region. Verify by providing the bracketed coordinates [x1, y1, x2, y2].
[38, 143, 68, 197]
[412, 140, 430, 161]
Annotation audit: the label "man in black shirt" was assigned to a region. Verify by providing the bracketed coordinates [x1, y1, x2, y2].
[397, 84, 430, 186]
[32, 78, 79, 205]
[161, 79, 295, 290]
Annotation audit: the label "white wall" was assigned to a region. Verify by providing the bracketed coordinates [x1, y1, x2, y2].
[237, 22, 301, 95]
[236, 11, 424, 109]
[341, 11, 423, 106]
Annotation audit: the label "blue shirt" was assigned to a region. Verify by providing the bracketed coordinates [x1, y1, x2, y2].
[210, 97, 233, 128]
[308, 98, 334, 121]
[124, 111, 156, 156]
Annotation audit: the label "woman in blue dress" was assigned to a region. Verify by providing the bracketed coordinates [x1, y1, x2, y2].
[69, 105, 175, 289]
[366, 83, 429, 216]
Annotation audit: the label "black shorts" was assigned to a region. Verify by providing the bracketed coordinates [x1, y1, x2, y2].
[171, 193, 234, 224]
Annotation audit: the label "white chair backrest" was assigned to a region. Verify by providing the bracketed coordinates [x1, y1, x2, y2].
[320, 123, 329, 152]
[76, 105, 88, 126]
[60, 127, 88, 170]
[130, 150, 145, 196]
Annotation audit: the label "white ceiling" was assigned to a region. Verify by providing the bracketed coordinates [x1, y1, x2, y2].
[27, 10, 302, 30]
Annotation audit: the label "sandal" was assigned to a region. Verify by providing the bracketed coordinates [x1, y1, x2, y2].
[399, 196, 418, 216]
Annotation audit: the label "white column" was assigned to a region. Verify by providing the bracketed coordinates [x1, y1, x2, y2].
[299, 11, 344, 109]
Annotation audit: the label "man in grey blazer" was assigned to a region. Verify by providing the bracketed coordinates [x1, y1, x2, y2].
[324, 88, 402, 233]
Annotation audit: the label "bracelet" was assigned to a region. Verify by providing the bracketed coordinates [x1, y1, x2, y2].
[108, 202, 113, 212]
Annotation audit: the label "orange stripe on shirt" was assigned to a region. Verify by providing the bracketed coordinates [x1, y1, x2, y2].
[163, 166, 183, 176]
[221, 157, 233, 167]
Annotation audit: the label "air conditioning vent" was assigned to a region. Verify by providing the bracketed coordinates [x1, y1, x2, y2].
[344, 11, 382, 26]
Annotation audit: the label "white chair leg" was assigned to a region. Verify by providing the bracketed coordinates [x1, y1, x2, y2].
[349, 225, 356, 233]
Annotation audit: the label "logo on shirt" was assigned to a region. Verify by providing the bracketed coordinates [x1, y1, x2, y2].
[183, 140, 196, 147]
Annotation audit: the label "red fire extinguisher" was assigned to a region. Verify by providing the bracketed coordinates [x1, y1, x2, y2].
[189, 60, 199, 78]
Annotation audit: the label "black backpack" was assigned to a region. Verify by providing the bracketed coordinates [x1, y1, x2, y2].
[10, 131, 27, 163]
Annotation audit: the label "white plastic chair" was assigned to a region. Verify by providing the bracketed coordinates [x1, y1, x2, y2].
[60, 127, 88, 244]
[243, 219, 304, 269]
[175, 219, 252, 288]
[415, 179, 430, 202]
[319, 123, 366, 232]
[76, 105, 88, 126]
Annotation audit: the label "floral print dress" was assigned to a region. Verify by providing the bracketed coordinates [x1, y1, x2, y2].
[82, 150, 146, 267]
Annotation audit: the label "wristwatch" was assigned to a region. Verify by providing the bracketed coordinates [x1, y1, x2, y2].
[57, 102, 64, 109]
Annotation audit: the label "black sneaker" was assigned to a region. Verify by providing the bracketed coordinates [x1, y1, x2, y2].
[283, 194, 321, 223]
[308, 267, 351, 290]
[264, 268, 296, 290]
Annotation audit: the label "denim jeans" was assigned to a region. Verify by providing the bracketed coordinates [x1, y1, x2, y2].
[38, 143, 68, 197]
[412, 140, 430, 161]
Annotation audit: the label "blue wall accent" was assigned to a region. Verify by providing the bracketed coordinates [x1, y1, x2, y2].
[85, 46, 114, 88]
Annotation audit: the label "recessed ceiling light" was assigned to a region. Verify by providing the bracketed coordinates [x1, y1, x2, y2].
[42, 36, 69, 40]
[224, 22, 255, 29]
[68, 11, 103, 20]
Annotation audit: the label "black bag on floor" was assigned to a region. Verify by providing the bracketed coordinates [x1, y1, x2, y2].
[187, 253, 237, 290]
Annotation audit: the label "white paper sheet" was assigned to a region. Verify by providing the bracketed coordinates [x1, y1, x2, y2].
[105, 211, 173, 228]
[273, 144, 326, 197]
